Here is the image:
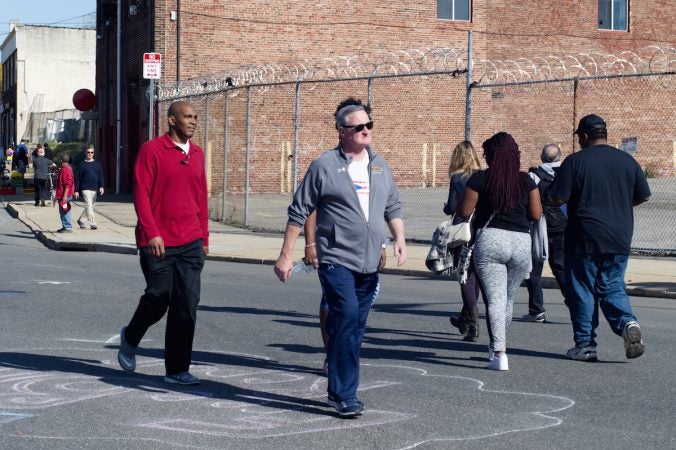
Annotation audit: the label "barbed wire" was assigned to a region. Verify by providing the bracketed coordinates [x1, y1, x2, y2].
[156, 45, 675, 100]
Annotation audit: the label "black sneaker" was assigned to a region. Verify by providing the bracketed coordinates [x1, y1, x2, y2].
[463, 324, 479, 342]
[566, 345, 597, 362]
[327, 395, 364, 417]
[90, 225, 98, 230]
[164, 372, 200, 385]
[117, 327, 137, 372]
[77, 220, 86, 229]
[56, 228, 73, 233]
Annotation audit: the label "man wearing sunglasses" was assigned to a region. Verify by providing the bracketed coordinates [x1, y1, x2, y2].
[74, 147, 105, 230]
[274, 97, 407, 417]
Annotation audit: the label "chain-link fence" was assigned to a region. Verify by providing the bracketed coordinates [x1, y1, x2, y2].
[156, 48, 676, 254]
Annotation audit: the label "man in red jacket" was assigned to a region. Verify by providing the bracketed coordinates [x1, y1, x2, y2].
[118, 100, 209, 385]
[55, 154, 74, 233]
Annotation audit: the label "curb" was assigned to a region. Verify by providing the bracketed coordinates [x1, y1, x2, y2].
[5, 203, 674, 299]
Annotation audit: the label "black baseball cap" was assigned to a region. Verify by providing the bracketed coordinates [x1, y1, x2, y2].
[574, 114, 607, 135]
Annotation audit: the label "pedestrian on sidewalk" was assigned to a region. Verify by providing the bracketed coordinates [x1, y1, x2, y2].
[550, 114, 651, 362]
[444, 140, 484, 341]
[117, 100, 209, 386]
[55, 154, 75, 233]
[32, 146, 53, 207]
[74, 146, 105, 230]
[274, 97, 407, 417]
[522, 144, 569, 323]
[457, 132, 542, 371]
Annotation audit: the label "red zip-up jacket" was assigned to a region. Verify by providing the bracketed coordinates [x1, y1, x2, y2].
[133, 133, 209, 248]
[55, 164, 74, 198]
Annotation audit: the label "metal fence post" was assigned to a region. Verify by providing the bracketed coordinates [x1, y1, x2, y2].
[572, 78, 578, 153]
[204, 95, 210, 170]
[222, 92, 229, 222]
[464, 30, 473, 142]
[293, 81, 300, 192]
[245, 87, 251, 226]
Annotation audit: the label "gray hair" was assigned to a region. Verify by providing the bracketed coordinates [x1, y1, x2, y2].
[335, 104, 368, 129]
[541, 144, 561, 163]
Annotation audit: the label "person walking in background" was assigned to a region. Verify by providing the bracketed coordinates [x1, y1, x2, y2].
[5, 147, 13, 172]
[117, 100, 209, 385]
[75, 146, 105, 230]
[457, 132, 542, 371]
[274, 97, 407, 417]
[32, 146, 53, 207]
[522, 144, 569, 323]
[550, 114, 651, 362]
[443, 141, 483, 341]
[12, 143, 28, 173]
[55, 154, 75, 233]
[43, 143, 53, 160]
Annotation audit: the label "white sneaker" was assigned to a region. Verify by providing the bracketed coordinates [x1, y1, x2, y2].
[487, 353, 508, 371]
[622, 321, 645, 359]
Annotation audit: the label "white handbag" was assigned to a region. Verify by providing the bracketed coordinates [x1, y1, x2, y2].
[438, 213, 474, 249]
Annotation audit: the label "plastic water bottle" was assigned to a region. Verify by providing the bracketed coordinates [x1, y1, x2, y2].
[292, 259, 314, 273]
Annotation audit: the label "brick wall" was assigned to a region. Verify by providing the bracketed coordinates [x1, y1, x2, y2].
[97, 0, 675, 193]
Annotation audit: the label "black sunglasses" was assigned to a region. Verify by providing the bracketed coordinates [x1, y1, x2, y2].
[343, 121, 373, 132]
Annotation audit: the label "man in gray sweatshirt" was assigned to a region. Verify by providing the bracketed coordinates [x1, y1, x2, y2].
[274, 98, 407, 417]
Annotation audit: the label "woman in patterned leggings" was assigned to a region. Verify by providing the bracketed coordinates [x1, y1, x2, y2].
[457, 132, 542, 370]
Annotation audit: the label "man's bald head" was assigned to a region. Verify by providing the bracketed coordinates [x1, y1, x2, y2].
[541, 144, 561, 163]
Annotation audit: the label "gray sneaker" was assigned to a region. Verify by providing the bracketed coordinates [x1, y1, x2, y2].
[164, 372, 200, 385]
[117, 327, 136, 372]
[521, 312, 546, 323]
[623, 321, 645, 359]
[566, 345, 597, 362]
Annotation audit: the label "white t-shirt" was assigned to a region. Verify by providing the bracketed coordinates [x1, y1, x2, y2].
[174, 140, 190, 154]
[348, 156, 370, 221]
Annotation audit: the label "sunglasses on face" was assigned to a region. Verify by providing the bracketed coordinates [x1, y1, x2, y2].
[342, 121, 373, 132]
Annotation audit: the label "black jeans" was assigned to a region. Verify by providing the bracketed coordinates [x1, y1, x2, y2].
[34, 178, 49, 203]
[125, 239, 205, 375]
[547, 232, 567, 301]
[525, 231, 567, 314]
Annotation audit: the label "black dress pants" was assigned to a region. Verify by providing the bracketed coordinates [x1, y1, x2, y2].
[125, 239, 205, 375]
[34, 178, 48, 204]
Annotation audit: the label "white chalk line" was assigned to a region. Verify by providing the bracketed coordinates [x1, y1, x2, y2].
[351, 365, 576, 449]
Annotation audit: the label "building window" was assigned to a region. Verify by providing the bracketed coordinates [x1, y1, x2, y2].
[438, 0, 471, 21]
[598, 0, 628, 31]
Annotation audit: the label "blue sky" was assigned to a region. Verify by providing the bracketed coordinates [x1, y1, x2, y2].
[0, 0, 96, 39]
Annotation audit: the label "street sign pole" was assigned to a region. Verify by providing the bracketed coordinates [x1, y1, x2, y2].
[149, 79, 154, 141]
[143, 53, 162, 142]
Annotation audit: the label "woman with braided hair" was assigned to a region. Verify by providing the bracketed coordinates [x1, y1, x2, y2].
[458, 132, 542, 370]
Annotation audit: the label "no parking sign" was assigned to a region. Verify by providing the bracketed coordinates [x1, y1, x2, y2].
[143, 53, 162, 79]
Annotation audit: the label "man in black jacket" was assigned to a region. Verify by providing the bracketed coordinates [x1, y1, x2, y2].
[74, 147, 105, 230]
[522, 144, 568, 322]
[32, 147, 53, 206]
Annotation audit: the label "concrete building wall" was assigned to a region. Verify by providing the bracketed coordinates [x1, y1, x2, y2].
[1, 25, 95, 145]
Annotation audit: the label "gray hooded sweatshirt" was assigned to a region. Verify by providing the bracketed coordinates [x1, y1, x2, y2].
[287, 145, 403, 274]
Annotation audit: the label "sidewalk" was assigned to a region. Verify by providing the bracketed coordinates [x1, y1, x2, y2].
[5, 195, 676, 299]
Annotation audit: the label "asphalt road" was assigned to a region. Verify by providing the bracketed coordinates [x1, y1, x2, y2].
[0, 208, 674, 449]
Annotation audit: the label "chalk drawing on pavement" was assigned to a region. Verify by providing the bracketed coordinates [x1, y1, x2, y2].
[0, 347, 574, 446]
